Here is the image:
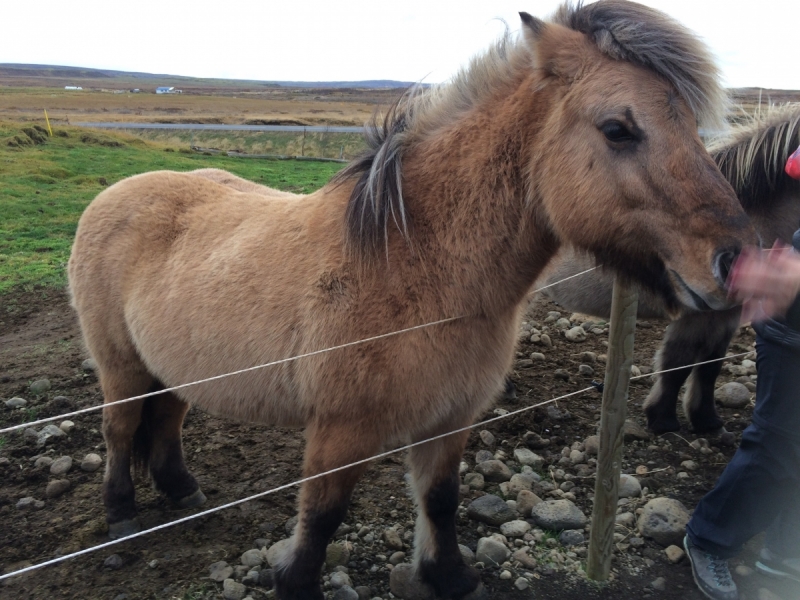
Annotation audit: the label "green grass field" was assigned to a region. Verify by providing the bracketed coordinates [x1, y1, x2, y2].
[127, 129, 367, 160]
[0, 122, 344, 294]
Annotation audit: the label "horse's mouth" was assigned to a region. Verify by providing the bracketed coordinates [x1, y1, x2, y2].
[669, 269, 715, 311]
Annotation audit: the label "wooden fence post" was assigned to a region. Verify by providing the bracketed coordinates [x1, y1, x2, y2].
[587, 276, 639, 580]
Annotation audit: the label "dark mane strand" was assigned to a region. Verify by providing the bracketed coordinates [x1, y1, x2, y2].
[331, 89, 418, 257]
[709, 105, 800, 211]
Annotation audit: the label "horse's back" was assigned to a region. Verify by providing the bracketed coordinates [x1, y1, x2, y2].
[68, 170, 343, 423]
[189, 168, 302, 199]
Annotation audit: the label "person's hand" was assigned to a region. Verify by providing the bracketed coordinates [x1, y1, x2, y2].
[728, 242, 800, 322]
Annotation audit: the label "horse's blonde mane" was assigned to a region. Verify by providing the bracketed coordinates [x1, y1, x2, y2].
[335, 0, 729, 255]
[707, 104, 800, 207]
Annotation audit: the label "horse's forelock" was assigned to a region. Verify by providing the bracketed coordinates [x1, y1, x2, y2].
[553, 0, 728, 130]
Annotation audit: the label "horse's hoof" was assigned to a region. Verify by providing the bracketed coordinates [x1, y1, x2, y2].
[460, 582, 489, 600]
[500, 378, 517, 402]
[690, 420, 725, 436]
[176, 488, 207, 509]
[646, 415, 681, 434]
[108, 518, 141, 540]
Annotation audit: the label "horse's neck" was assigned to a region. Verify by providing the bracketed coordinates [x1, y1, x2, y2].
[398, 79, 560, 317]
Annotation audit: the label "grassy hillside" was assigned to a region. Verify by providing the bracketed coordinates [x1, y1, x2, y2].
[0, 123, 344, 294]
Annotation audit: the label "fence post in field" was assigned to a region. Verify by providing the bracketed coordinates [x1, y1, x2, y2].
[587, 276, 638, 580]
[301, 128, 306, 157]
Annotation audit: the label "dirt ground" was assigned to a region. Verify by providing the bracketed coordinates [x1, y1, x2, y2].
[1, 287, 798, 600]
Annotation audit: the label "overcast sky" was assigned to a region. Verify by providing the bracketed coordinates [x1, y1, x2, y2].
[2, 0, 798, 90]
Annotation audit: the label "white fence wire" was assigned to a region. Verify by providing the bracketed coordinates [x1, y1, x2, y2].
[0, 263, 757, 582]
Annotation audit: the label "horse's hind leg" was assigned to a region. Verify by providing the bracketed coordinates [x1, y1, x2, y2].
[643, 364, 690, 433]
[143, 391, 206, 508]
[409, 429, 480, 599]
[682, 308, 740, 433]
[274, 421, 379, 600]
[100, 369, 151, 539]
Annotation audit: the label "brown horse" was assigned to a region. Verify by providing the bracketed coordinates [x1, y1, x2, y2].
[68, 2, 756, 599]
[541, 103, 800, 434]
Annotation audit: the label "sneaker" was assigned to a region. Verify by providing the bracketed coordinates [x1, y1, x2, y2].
[756, 547, 800, 583]
[684, 535, 738, 600]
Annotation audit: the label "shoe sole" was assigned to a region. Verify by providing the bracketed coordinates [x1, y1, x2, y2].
[755, 560, 800, 584]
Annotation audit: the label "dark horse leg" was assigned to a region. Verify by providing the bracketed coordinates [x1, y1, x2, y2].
[410, 429, 480, 599]
[99, 368, 150, 539]
[274, 421, 378, 600]
[644, 308, 740, 434]
[139, 390, 206, 508]
[682, 308, 741, 433]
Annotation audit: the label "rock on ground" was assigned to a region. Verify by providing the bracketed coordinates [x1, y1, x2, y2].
[512, 448, 544, 469]
[45, 479, 71, 498]
[530, 499, 587, 530]
[638, 497, 690, 547]
[715, 382, 751, 408]
[332, 586, 359, 600]
[50, 456, 73, 476]
[209, 561, 234, 582]
[559, 529, 584, 546]
[222, 578, 247, 600]
[516, 490, 542, 517]
[623, 420, 650, 442]
[499, 520, 531, 537]
[467, 494, 516, 526]
[665, 545, 685, 563]
[240, 548, 264, 568]
[325, 542, 350, 568]
[476, 536, 511, 566]
[459, 544, 475, 565]
[474, 460, 513, 482]
[618, 474, 642, 498]
[81, 453, 103, 472]
[30, 379, 51, 395]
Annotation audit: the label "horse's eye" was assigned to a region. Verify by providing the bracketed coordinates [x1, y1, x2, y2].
[600, 121, 635, 144]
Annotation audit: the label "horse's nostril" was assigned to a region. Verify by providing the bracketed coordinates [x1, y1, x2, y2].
[714, 248, 738, 286]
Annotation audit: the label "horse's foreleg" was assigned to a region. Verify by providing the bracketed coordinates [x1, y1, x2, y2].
[100, 370, 150, 539]
[274, 421, 378, 600]
[682, 308, 740, 433]
[409, 429, 480, 599]
[643, 326, 692, 433]
[145, 391, 206, 508]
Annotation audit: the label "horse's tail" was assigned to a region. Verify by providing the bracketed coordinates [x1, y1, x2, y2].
[131, 386, 159, 477]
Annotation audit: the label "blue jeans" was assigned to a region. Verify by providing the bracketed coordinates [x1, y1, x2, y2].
[686, 319, 800, 559]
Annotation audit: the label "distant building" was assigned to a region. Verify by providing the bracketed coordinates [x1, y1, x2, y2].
[155, 87, 182, 94]
[64, 86, 82, 90]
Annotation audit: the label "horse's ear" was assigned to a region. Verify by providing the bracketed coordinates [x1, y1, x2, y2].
[520, 13, 589, 84]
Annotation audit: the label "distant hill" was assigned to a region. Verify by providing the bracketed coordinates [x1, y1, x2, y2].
[0, 63, 419, 91]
